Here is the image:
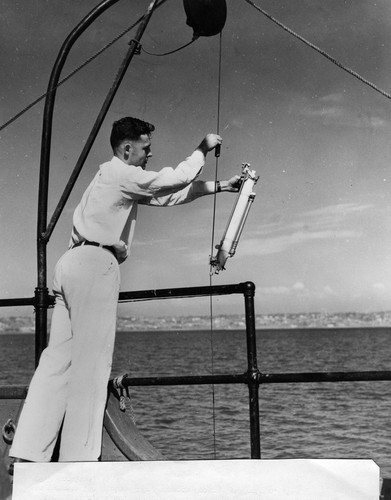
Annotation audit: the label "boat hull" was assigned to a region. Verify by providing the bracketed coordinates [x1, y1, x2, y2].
[0, 382, 164, 496]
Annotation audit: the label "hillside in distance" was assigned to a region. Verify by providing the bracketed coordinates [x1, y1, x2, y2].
[2, 311, 391, 334]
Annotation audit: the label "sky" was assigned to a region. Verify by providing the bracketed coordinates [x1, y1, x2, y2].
[1, 0, 391, 318]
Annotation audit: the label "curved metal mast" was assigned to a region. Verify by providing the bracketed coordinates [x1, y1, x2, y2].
[35, 0, 158, 365]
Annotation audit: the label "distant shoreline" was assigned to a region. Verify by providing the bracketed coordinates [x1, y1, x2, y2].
[1, 312, 391, 334]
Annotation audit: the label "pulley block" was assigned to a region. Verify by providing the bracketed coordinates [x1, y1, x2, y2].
[183, 0, 227, 37]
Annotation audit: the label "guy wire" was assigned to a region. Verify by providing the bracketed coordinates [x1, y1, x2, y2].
[208, 30, 223, 460]
[243, 0, 391, 100]
[0, 0, 170, 134]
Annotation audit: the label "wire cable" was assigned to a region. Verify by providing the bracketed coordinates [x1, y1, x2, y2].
[208, 30, 224, 460]
[209, 31, 223, 277]
[141, 36, 198, 56]
[0, 0, 170, 134]
[243, 0, 391, 100]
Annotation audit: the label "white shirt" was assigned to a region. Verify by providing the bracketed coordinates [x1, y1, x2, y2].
[70, 150, 208, 263]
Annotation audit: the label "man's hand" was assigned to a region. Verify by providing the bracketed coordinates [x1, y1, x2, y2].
[197, 134, 222, 155]
[220, 174, 242, 192]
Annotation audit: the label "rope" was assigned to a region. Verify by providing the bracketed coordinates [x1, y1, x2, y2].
[141, 36, 198, 56]
[113, 373, 136, 424]
[0, 0, 170, 134]
[243, 0, 391, 100]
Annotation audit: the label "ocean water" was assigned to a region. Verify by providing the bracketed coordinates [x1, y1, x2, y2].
[1, 327, 390, 480]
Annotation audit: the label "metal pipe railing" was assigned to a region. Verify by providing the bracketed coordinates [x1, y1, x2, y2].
[120, 281, 262, 458]
[243, 281, 260, 458]
[0, 297, 37, 308]
[118, 281, 255, 302]
[119, 281, 261, 458]
[3, 281, 391, 459]
[0, 281, 263, 458]
[260, 370, 391, 383]
[4, 369, 391, 397]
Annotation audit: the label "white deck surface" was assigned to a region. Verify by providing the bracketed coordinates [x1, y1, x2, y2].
[12, 459, 379, 499]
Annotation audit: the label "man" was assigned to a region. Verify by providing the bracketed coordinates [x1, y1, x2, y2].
[10, 116, 240, 463]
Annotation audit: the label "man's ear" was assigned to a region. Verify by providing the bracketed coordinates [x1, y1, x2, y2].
[123, 143, 132, 159]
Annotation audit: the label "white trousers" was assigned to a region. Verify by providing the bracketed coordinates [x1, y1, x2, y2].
[10, 246, 120, 462]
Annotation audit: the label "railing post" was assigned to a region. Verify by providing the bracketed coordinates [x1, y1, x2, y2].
[34, 287, 50, 367]
[243, 281, 261, 458]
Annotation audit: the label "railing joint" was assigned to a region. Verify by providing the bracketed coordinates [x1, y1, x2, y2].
[34, 287, 55, 308]
[242, 281, 256, 296]
[246, 368, 261, 385]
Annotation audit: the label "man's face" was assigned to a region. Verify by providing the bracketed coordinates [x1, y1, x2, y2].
[128, 134, 152, 169]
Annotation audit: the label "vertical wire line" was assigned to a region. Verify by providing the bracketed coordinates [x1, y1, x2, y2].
[208, 30, 223, 459]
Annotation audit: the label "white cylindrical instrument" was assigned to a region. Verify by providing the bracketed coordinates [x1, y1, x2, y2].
[210, 163, 258, 273]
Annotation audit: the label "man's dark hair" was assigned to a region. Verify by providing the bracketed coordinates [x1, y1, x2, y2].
[110, 117, 155, 151]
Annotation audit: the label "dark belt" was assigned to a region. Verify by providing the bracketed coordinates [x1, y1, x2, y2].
[72, 240, 116, 258]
